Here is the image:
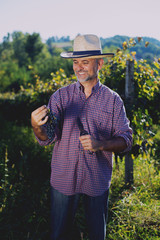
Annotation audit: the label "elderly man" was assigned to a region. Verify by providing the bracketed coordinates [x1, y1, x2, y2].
[31, 34, 132, 240]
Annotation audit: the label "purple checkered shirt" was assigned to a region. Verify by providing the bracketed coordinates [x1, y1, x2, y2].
[36, 80, 132, 196]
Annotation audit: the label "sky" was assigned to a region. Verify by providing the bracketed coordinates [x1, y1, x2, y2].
[0, 0, 160, 43]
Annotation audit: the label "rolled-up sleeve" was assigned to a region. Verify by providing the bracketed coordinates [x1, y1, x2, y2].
[112, 96, 133, 152]
[34, 125, 55, 146]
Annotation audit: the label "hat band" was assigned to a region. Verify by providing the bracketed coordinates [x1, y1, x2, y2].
[73, 50, 102, 56]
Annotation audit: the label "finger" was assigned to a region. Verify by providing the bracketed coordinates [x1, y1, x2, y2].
[79, 135, 91, 141]
[81, 140, 91, 149]
[38, 109, 48, 121]
[83, 145, 90, 150]
[32, 110, 48, 127]
[80, 134, 90, 139]
[81, 139, 94, 150]
[79, 136, 91, 144]
[79, 139, 89, 147]
[33, 105, 47, 115]
[39, 115, 49, 125]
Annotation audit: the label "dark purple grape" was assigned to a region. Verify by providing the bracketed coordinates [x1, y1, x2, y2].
[45, 109, 58, 139]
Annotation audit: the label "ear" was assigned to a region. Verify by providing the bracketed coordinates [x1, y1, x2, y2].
[98, 58, 104, 70]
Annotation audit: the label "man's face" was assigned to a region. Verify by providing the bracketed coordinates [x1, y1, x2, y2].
[73, 58, 103, 83]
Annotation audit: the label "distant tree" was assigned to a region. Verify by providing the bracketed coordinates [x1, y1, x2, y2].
[25, 33, 44, 63]
[59, 36, 70, 42]
[1, 33, 12, 50]
[46, 36, 70, 44]
[46, 36, 56, 45]
[12, 31, 29, 67]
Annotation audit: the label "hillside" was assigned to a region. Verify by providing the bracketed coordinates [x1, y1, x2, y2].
[100, 35, 160, 60]
[100, 35, 160, 48]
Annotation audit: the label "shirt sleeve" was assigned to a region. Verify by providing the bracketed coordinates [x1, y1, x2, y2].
[112, 95, 133, 153]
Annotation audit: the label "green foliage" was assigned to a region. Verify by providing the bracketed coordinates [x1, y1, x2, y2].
[100, 44, 160, 101]
[0, 68, 76, 127]
[106, 155, 160, 240]
[0, 31, 73, 92]
[25, 33, 44, 63]
[101, 35, 160, 61]
[0, 60, 31, 92]
[1, 31, 160, 93]
[0, 148, 9, 212]
[99, 38, 160, 154]
[12, 31, 29, 67]
[0, 118, 52, 239]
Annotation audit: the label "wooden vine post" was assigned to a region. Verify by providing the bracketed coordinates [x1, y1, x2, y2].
[125, 60, 134, 186]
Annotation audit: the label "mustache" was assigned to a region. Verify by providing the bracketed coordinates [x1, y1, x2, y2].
[76, 70, 87, 73]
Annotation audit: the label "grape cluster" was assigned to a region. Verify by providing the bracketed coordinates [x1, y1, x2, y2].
[45, 109, 58, 139]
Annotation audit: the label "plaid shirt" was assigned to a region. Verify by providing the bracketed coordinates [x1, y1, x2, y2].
[36, 81, 132, 196]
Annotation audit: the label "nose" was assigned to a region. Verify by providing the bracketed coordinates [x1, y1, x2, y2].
[76, 63, 84, 72]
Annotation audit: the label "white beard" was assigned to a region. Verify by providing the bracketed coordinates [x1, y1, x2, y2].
[75, 71, 99, 83]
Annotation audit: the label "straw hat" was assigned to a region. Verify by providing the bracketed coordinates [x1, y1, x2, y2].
[60, 34, 114, 59]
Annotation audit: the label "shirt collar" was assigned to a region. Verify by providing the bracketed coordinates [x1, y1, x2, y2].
[92, 80, 102, 93]
[76, 80, 102, 93]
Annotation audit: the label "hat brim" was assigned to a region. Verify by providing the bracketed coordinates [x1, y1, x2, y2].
[60, 52, 114, 59]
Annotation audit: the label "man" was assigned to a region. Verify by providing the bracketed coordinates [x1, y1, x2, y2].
[31, 34, 132, 240]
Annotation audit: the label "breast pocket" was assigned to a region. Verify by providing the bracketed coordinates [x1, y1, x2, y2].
[93, 110, 113, 138]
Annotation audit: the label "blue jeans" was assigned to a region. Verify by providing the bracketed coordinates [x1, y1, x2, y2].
[50, 187, 109, 240]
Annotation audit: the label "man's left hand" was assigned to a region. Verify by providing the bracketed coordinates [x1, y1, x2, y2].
[79, 135, 101, 152]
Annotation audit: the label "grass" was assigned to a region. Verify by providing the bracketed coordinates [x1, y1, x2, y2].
[106, 153, 160, 240]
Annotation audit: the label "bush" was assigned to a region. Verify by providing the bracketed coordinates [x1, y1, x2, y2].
[0, 117, 53, 240]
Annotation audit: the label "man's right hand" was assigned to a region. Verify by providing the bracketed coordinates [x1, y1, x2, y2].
[31, 105, 49, 128]
[31, 105, 49, 141]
